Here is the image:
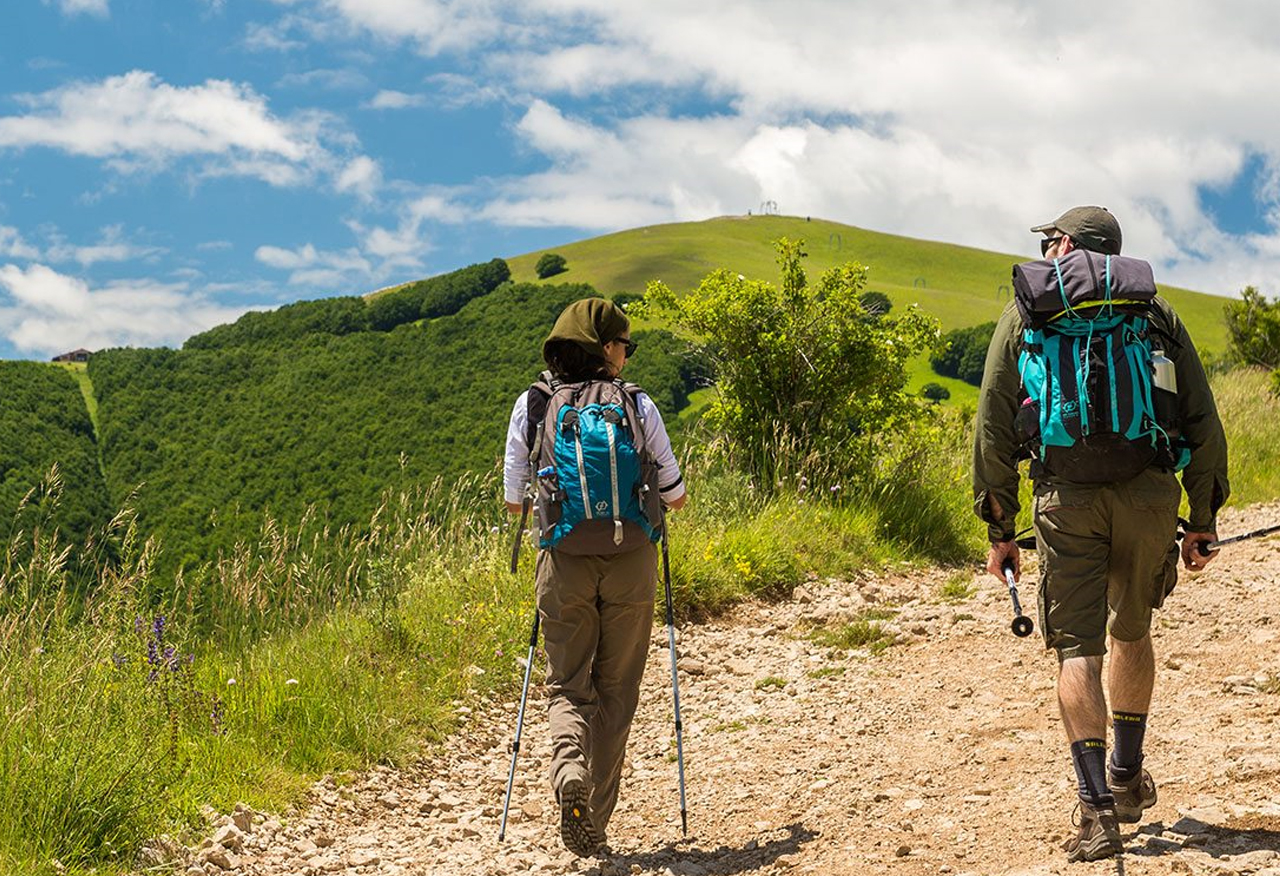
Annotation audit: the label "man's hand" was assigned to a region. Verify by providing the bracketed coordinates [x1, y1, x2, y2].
[1181, 531, 1218, 571]
[986, 539, 1020, 582]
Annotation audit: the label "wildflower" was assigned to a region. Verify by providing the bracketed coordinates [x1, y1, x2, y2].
[831, 484, 841, 493]
[490, 526, 500, 534]
[211, 698, 225, 736]
[227, 678, 237, 686]
[285, 678, 299, 686]
[112, 653, 127, 667]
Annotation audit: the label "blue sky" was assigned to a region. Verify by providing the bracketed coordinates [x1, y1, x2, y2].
[3, 0, 1280, 359]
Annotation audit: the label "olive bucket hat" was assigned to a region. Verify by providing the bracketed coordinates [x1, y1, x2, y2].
[1031, 206, 1122, 255]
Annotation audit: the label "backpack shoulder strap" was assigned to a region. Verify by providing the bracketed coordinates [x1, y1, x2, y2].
[525, 371, 559, 460]
[616, 380, 654, 455]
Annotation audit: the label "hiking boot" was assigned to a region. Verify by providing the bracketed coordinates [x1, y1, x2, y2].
[1062, 799, 1123, 863]
[558, 779, 603, 858]
[1111, 768, 1157, 824]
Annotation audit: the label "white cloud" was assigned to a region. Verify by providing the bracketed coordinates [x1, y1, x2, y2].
[0, 263, 248, 355]
[0, 70, 364, 191]
[244, 21, 306, 52]
[0, 226, 39, 260]
[269, 0, 1280, 293]
[45, 224, 164, 267]
[276, 68, 371, 91]
[44, 0, 109, 17]
[335, 156, 383, 200]
[255, 242, 374, 289]
[364, 90, 426, 110]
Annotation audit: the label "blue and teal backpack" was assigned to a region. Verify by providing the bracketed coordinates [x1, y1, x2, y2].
[525, 372, 664, 554]
[1011, 250, 1189, 483]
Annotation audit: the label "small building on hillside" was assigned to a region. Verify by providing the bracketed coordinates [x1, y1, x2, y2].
[52, 348, 93, 363]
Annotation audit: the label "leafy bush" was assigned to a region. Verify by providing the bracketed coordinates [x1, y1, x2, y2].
[930, 321, 996, 386]
[640, 237, 939, 481]
[1224, 286, 1280, 373]
[859, 290, 892, 318]
[920, 382, 951, 404]
[536, 253, 567, 279]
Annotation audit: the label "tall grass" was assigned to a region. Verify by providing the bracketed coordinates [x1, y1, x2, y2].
[40, 367, 1280, 873]
[1211, 367, 1280, 507]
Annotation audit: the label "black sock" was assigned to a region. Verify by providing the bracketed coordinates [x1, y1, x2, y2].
[1070, 739, 1114, 806]
[1110, 711, 1147, 780]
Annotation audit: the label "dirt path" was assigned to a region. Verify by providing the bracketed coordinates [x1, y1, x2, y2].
[186, 503, 1280, 876]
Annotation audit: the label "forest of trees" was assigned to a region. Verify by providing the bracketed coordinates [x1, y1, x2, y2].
[83, 280, 698, 572]
[0, 362, 112, 552]
[930, 321, 997, 386]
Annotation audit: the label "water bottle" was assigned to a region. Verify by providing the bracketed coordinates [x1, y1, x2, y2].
[1151, 349, 1178, 432]
[1151, 349, 1177, 394]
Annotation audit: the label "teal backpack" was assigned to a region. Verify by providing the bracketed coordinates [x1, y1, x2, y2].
[525, 373, 663, 554]
[1011, 250, 1189, 483]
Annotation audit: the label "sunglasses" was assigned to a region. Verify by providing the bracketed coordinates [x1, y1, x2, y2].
[1040, 235, 1065, 257]
[612, 338, 638, 357]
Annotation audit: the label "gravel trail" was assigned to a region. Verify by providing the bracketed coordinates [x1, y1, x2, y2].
[181, 503, 1280, 876]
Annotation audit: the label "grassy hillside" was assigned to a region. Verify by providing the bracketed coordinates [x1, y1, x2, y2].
[505, 214, 1231, 355]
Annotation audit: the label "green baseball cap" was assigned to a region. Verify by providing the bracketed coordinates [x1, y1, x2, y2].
[1031, 205, 1122, 255]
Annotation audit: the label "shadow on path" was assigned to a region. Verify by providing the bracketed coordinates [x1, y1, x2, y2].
[1127, 814, 1280, 860]
[582, 823, 819, 875]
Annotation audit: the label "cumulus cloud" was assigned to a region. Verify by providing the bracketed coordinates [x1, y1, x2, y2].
[272, 0, 1280, 293]
[0, 70, 365, 190]
[0, 263, 248, 355]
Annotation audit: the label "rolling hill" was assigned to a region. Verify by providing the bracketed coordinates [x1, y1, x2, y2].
[504, 215, 1233, 403]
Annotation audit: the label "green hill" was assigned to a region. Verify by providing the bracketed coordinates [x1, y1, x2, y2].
[505, 215, 1232, 403]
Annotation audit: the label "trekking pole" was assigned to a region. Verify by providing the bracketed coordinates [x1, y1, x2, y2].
[1195, 523, 1280, 555]
[499, 494, 537, 843]
[660, 510, 689, 837]
[1001, 558, 1035, 638]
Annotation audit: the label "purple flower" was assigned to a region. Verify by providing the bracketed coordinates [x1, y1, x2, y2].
[112, 653, 127, 667]
[152, 616, 166, 643]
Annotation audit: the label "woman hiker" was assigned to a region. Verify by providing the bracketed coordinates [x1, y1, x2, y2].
[503, 297, 687, 857]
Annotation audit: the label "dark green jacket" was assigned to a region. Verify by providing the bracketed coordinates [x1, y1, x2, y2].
[973, 297, 1229, 542]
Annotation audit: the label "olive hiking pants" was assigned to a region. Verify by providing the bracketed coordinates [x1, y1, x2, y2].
[536, 543, 658, 834]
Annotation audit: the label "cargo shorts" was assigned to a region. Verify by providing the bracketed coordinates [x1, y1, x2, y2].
[1032, 467, 1182, 660]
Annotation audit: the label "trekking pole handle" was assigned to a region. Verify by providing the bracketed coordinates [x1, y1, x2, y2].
[1196, 523, 1280, 556]
[1001, 558, 1034, 638]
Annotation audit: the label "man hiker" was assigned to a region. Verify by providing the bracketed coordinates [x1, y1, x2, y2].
[973, 206, 1229, 862]
[503, 298, 686, 857]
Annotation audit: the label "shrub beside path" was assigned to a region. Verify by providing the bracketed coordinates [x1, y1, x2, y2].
[180, 503, 1280, 876]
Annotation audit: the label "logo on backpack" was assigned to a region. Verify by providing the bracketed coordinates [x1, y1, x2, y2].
[1011, 250, 1190, 483]
[525, 373, 663, 554]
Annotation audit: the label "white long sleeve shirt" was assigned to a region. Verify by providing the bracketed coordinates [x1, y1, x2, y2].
[503, 389, 686, 505]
